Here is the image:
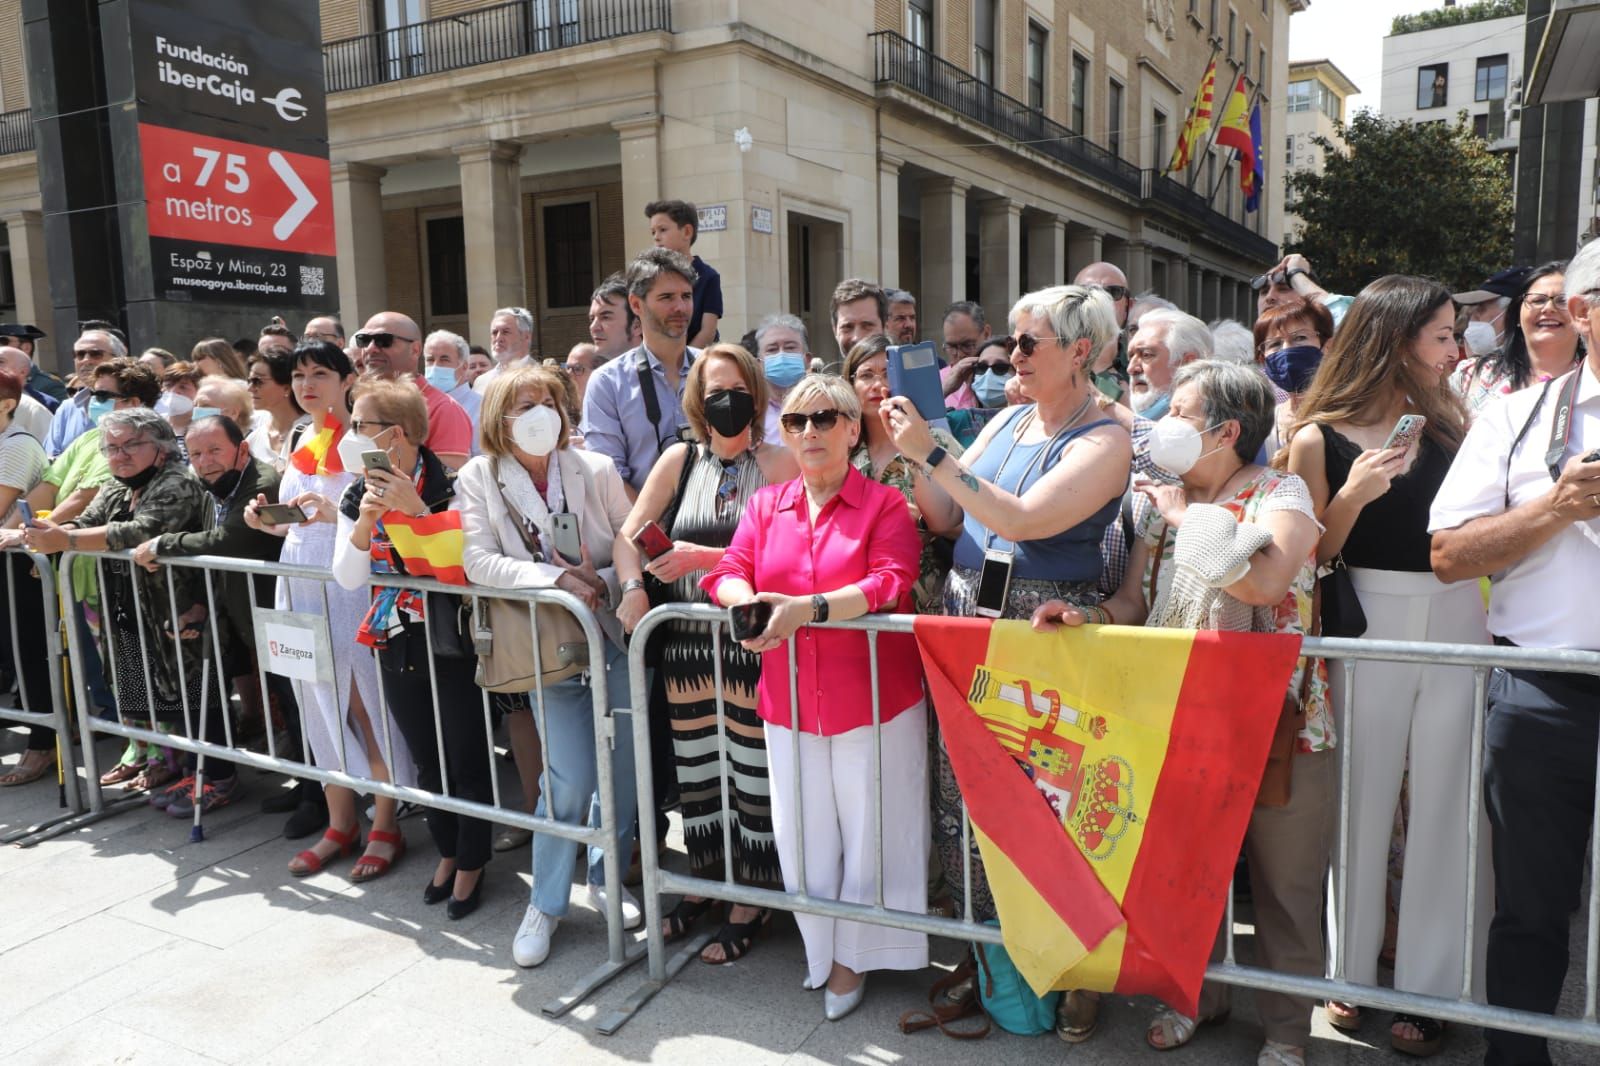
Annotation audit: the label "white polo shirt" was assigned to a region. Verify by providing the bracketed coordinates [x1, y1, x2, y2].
[1429, 359, 1600, 650]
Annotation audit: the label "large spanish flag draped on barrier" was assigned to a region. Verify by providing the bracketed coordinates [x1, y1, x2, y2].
[913, 618, 1302, 1016]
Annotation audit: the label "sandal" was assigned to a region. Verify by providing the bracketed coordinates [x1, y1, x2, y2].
[1391, 1013, 1445, 1057]
[1146, 1007, 1230, 1051]
[0, 753, 52, 787]
[1055, 989, 1102, 1044]
[699, 908, 772, 963]
[1258, 1041, 1305, 1066]
[131, 762, 176, 792]
[350, 828, 407, 883]
[289, 824, 360, 877]
[99, 759, 143, 787]
[663, 896, 718, 942]
[1325, 1000, 1362, 1032]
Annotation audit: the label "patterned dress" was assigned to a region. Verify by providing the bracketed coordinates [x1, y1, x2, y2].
[659, 445, 782, 888]
[850, 426, 962, 615]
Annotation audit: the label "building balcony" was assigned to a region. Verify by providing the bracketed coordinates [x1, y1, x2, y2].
[870, 30, 1143, 198]
[322, 0, 672, 94]
[1140, 169, 1278, 264]
[0, 109, 33, 156]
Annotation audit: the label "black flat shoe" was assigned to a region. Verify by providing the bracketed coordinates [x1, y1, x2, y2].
[260, 780, 307, 814]
[283, 797, 329, 840]
[446, 875, 484, 920]
[423, 873, 452, 905]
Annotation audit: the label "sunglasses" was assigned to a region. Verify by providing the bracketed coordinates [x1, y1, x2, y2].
[1250, 271, 1289, 292]
[352, 331, 415, 349]
[779, 409, 845, 433]
[1099, 284, 1129, 302]
[89, 389, 124, 403]
[1001, 333, 1059, 357]
[977, 360, 1014, 375]
[75, 348, 110, 361]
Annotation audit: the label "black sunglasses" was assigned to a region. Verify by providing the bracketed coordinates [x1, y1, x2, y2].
[979, 360, 1014, 375]
[75, 348, 110, 361]
[779, 409, 844, 433]
[1250, 271, 1288, 292]
[89, 389, 124, 403]
[352, 331, 415, 349]
[1001, 333, 1059, 357]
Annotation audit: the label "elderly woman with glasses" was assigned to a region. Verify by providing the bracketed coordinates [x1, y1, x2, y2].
[882, 283, 1133, 1043]
[702, 374, 924, 1022]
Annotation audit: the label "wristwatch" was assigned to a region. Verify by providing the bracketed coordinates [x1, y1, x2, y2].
[811, 594, 829, 624]
[1285, 266, 1313, 284]
[621, 578, 646, 596]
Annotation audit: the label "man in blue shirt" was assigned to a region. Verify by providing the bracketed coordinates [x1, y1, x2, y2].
[44, 327, 124, 458]
[646, 199, 721, 350]
[580, 248, 699, 496]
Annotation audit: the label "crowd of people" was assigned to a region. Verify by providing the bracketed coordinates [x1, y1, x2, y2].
[1, 194, 1598, 1066]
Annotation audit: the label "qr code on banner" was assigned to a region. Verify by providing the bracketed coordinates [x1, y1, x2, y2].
[299, 265, 325, 296]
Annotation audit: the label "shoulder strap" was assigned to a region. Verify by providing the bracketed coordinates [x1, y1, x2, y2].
[658, 442, 698, 537]
[635, 350, 662, 436]
[1504, 376, 1560, 510]
[491, 457, 544, 559]
[1120, 489, 1136, 555]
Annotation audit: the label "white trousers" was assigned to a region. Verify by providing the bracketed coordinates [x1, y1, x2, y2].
[764, 702, 930, 987]
[1332, 568, 1493, 997]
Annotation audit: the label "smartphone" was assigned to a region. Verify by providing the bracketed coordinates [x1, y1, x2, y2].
[14, 500, 36, 528]
[1382, 414, 1427, 453]
[631, 520, 675, 562]
[974, 549, 1014, 619]
[729, 601, 774, 642]
[256, 502, 309, 527]
[361, 449, 394, 475]
[549, 512, 581, 565]
[1582, 448, 1600, 463]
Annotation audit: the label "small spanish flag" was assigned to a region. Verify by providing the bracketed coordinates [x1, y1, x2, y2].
[914, 617, 1301, 1015]
[1215, 74, 1255, 178]
[289, 412, 347, 476]
[381, 509, 467, 585]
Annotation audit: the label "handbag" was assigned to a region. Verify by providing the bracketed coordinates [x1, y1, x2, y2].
[425, 591, 475, 660]
[1317, 554, 1367, 638]
[974, 921, 1061, 1036]
[473, 460, 591, 692]
[898, 952, 992, 1040]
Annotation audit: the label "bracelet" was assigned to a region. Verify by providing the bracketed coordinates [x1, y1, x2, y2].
[66, 529, 78, 551]
[923, 445, 948, 470]
[621, 578, 646, 595]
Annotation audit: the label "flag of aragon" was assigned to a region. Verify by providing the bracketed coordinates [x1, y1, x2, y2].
[913, 617, 1302, 1016]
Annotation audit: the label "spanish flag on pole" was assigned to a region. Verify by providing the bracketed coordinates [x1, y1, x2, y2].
[1215, 74, 1255, 180]
[914, 618, 1301, 1015]
[1167, 58, 1218, 174]
[289, 411, 347, 476]
[381, 509, 468, 585]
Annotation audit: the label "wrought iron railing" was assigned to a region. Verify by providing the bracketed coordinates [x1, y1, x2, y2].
[870, 30, 1142, 196]
[0, 109, 33, 156]
[1140, 168, 1278, 263]
[323, 0, 671, 93]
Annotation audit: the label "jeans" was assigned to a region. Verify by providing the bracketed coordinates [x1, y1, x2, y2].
[530, 643, 638, 918]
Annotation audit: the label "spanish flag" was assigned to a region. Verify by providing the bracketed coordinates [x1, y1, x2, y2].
[1215, 74, 1255, 179]
[381, 509, 468, 585]
[914, 618, 1301, 1016]
[289, 412, 347, 476]
[1167, 58, 1218, 174]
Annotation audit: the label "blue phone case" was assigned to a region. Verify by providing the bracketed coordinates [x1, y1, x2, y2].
[887, 342, 950, 429]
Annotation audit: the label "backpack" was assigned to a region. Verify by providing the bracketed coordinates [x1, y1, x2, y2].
[975, 921, 1062, 1035]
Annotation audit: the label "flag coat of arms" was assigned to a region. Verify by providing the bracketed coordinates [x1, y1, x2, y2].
[914, 617, 1301, 1016]
[1215, 75, 1256, 180]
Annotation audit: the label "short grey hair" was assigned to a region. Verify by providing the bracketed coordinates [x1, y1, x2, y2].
[626, 247, 697, 301]
[944, 300, 986, 329]
[1138, 308, 1213, 366]
[97, 407, 179, 461]
[755, 313, 809, 351]
[886, 288, 916, 308]
[82, 330, 128, 360]
[1129, 292, 1177, 324]
[778, 373, 862, 421]
[424, 329, 471, 363]
[1566, 238, 1600, 305]
[1208, 320, 1256, 365]
[1008, 285, 1117, 353]
[1171, 360, 1276, 462]
[490, 307, 533, 336]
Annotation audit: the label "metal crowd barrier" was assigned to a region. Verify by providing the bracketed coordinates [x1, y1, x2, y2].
[30, 548, 648, 1022]
[610, 602, 1600, 1052]
[0, 546, 87, 842]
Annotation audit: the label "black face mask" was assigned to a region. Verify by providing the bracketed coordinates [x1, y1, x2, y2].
[114, 465, 160, 491]
[703, 388, 756, 439]
[203, 467, 244, 499]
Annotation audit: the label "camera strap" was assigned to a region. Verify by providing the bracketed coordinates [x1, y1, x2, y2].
[635, 348, 695, 451]
[1504, 368, 1582, 509]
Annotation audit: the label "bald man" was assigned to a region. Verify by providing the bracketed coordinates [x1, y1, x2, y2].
[1073, 261, 1133, 403]
[0, 347, 57, 440]
[353, 311, 472, 470]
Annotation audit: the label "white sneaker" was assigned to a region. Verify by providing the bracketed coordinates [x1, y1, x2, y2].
[512, 905, 558, 968]
[586, 882, 643, 930]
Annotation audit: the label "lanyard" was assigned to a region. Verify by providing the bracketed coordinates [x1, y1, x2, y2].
[1505, 368, 1583, 509]
[982, 396, 1094, 552]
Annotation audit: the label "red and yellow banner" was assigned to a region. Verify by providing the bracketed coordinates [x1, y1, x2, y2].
[289, 411, 346, 476]
[1215, 74, 1255, 177]
[382, 509, 467, 585]
[914, 617, 1301, 1016]
[1167, 58, 1217, 174]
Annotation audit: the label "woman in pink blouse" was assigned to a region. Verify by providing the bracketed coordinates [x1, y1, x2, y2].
[702, 373, 924, 1023]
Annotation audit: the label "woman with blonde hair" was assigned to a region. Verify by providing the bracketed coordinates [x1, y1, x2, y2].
[190, 336, 251, 381]
[1282, 275, 1490, 1056]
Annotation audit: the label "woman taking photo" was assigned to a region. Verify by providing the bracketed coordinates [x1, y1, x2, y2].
[615, 343, 795, 963]
[454, 366, 638, 969]
[1283, 275, 1490, 1057]
[331, 379, 493, 918]
[1036, 360, 1329, 1066]
[1253, 297, 1335, 459]
[244, 347, 309, 471]
[245, 342, 414, 882]
[882, 283, 1131, 1043]
[1451, 262, 1580, 415]
[703, 374, 924, 1021]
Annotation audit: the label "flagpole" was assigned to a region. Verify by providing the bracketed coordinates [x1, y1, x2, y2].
[1207, 81, 1264, 204]
[1168, 43, 1221, 182]
[1185, 54, 1243, 192]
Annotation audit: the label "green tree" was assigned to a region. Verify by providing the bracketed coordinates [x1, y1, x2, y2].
[1287, 111, 1513, 296]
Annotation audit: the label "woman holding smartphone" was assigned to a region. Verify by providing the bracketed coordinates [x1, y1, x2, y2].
[1282, 276, 1489, 1056]
[244, 341, 416, 882]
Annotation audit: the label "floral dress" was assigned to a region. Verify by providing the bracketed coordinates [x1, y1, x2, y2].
[851, 426, 962, 616]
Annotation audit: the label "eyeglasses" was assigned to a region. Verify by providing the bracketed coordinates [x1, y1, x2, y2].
[103, 438, 153, 458]
[1521, 293, 1570, 312]
[88, 389, 124, 403]
[1251, 271, 1290, 292]
[561, 363, 591, 376]
[1007, 332, 1059, 357]
[942, 339, 980, 357]
[74, 348, 109, 361]
[779, 409, 845, 433]
[349, 419, 396, 436]
[352, 331, 415, 349]
[852, 369, 889, 387]
[245, 376, 271, 389]
[303, 332, 341, 343]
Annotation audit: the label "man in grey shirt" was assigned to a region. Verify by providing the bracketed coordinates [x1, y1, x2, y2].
[579, 248, 699, 496]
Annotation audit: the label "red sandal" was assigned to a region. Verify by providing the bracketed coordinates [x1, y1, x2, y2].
[350, 828, 406, 883]
[289, 824, 360, 878]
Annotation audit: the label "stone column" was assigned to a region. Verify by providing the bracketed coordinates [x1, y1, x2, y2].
[978, 197, 1022, 331]
[1201, 270, 1221, 321]
[329, 161, 387, 330]
[613, 114, 662, 256]
[457, 141, 526, 346]
[1168, 256, 1188, 309]
[878, 154, 902, 291]
[0, 210, 53, 369]
[1125, 240, 1153, 294]
[919, 177, 969, 319]
[1189, 266, 1205, 319]
[1067, 226, 1103, 278]
[1026, 213, 1067, 291]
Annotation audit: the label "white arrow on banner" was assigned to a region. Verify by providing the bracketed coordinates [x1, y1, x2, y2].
[269, 151, 317, 241]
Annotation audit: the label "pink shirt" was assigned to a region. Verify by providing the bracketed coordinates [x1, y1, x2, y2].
[418, 378, 474, 457]
[701, 466, 924, 735]
[940, 365, 977, 409]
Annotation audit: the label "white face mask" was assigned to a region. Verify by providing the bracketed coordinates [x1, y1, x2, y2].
[1462, 320, 1498, 357]
[1147, 416, 1227, 476]
[507, 405, 561, 457]
[154, 392, 193, 419]
[336, 430, 377, 473]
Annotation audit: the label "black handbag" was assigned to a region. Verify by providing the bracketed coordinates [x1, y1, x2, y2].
[1317, 555, 1367, 638]
[426, 591, 476, 659]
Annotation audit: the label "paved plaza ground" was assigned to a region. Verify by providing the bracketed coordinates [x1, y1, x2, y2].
[2, 732, 1594, 1065]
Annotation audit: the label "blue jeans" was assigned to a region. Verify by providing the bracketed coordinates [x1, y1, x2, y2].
[530, 643, 639, 918]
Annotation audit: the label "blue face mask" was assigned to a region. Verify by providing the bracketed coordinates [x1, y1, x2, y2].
[972, 368, 1011, 408]
[87, 396, 115, 427]
[424, 365, 459, 393]
[1264, 345, 1323, 395]
[763, 353, 806, 388]
[191, 405, 223, 422]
